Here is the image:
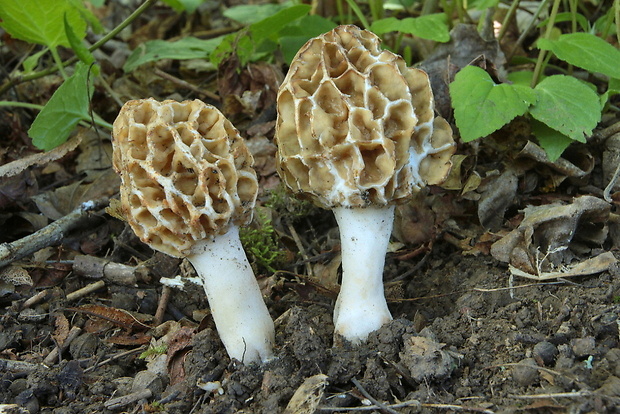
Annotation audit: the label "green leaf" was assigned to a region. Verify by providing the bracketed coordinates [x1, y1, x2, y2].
[123, 36, 224, 72]
[370, 14, 450, 42]
[22, 49, 48, 74]
[67, 0, 104, 33]
[28, 63, 95, 151]
[224, 3, 292, 24]
[529, 75, 600, 143]
[537, 33, 620, 79]
[0, 0, 86, 48]
[450, 66, 537, 142]
[249, 4, 311, 42]
[278, 15, 337, 63]
[64, 14, 94, 65]
[468, 0, 500, 9]
[537, 12, 590, 32]
[531, 120, 573, 161]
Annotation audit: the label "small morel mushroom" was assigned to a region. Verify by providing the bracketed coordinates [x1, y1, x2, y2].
[275, 25, 455, 342]
[112, 98, 274, 363]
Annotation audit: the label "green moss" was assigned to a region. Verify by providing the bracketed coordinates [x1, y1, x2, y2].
[240, 207, 286, 273]
[265, 183, 317, 223]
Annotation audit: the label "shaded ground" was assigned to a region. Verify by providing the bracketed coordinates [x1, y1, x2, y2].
[2, 2, 620, 413]
[2, 234, 620, 413]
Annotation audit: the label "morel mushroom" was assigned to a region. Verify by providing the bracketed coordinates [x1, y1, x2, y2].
[275, 25, 455, 342]
[112, 98, 274, 363]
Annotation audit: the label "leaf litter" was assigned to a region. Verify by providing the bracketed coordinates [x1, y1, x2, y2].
[1, 2, 620, 414]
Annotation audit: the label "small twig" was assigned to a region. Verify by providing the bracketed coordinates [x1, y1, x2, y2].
[0, 198, 109, 269]
[350, 378, 399, 414]
[153, 285, 172, 326]
[318, 398, 495, 413]
[286, 221, 314, 278]
[104, 389, 152, 410]
[84, 346, 147, 373]
[21, 290, 51, 309]
[153, 68, 220, 102]
[73, 255, 146, 285]
[511, 390, 592, 400]
[43, 326, 82, 366]
[65, 280, 106, 302]
[473, 281, 564, 292]
[0, 359, 40, 373]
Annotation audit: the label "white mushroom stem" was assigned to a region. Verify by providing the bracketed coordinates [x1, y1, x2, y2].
[188, 226, 275, 363]
[332, 204, 395, 342]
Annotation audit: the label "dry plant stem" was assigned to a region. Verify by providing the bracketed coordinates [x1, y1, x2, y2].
[154, 285, 172, 326]
[332, 205, 394, 342]
[0, 198, 109, 269]
[189, 226, 275, 363]
[351, 377, 399, 414]
[153, 68, 220, 102]
[66, 280, 106, 302]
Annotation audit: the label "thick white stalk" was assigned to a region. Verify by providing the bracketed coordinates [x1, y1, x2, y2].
[332, 205, 395, 342]
[188, 226, 275, 363]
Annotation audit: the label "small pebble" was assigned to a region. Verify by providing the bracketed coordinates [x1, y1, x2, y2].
[571, 336, 596, 358]
[533, 341, 558, 366]
[512, 358, 538, 387]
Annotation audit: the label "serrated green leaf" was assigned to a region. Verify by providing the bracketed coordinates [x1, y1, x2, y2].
[529, 75, 600, 143]
[531, 120, 573, 161]
[0, 0, 86, 48]
[450, 66, 537, 142]
[64, 14, 94, 65]
[67, 0, 104, 33]
[537, 33, 620, 79]
[124, 36, 224, 72]
[370, 14, 450, 42]
[28, 63, 95, 151]
[224, 3, 291, 24]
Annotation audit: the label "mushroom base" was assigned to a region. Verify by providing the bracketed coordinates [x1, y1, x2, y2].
[332, 205, 395, 343]
[188, 227, 275, 363]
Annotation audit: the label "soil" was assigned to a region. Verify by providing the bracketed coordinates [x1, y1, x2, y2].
[2, 241, 620, 413]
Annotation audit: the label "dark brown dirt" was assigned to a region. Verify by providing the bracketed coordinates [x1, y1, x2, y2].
[2, 246, 620, 413]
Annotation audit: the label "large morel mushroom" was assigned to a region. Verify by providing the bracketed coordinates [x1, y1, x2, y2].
[275, 25, 456, 342]
[112, 98, 274, 363]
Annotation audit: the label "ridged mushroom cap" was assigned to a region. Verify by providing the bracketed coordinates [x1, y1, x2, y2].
[112, 99, 258, 258]
[275, 25, 455, 209]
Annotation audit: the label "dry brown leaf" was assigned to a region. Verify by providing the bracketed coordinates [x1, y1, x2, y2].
[0, 135, 82, 178]
[284, 374, 328, 414]
[52, 313, 70, 347]
[70, 304, 151, 331]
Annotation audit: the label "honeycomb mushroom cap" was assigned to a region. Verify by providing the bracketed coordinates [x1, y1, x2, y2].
[276, 25, 455, 209]
[112, 99, 258, 258]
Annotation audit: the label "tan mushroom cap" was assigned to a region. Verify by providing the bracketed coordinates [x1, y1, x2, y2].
[112, 99, 258, 258]
[275, 25, 455, 209]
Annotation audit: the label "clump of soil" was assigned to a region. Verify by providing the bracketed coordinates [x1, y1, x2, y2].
[3, 253, 620, 413]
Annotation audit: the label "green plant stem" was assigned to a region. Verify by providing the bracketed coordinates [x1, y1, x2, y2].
[531, 0, 562, 87]
[497, 0, 521, 42]
[344, 0, 369, 28]
[616, 0, 620, 45]
[50, 47, 68, 79]
[0, 0, 157, 96]
[0, 101, 113, 130]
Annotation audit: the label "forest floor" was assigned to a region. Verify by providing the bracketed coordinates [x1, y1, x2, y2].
[1, 1, 620, 413]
